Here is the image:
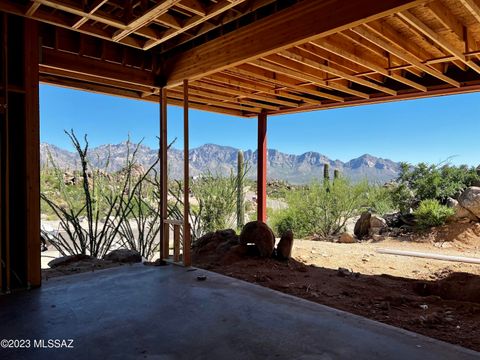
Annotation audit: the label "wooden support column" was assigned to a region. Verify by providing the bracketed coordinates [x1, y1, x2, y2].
[0, 13, 40, 292]
[159, 87, 168, 260]
[25, 17, 41, 288]
[257, 112, 267, 223]
[182, 79, 191, 266]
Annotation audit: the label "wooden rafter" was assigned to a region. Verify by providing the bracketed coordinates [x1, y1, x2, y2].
[112, 0, 182, 42]
[4, 0, 480, 118]
[353, 24, 461, 87]
[143, 0, 247, 50]
[164, 0, 428, 87]
[398, 10, 480, 74]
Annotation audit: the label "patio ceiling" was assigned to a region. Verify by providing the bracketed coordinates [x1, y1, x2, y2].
[3, 0, 480, 117]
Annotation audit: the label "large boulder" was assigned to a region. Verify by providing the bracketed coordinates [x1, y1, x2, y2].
[369, 214, 387, 235]
[354, 212, 371, 239]
[276, 230, 294, 259]
[458, 187, 480, 218]
[104, 249, 142, 263]
[239, 221, 275, 257]
[446, 197, 478, 222]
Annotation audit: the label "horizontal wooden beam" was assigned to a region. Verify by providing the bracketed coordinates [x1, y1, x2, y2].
[41, 48, 156, 87]
[164, 0, 427, 87]
[268, 80, 480, 117]
[40, 75, 246, 117]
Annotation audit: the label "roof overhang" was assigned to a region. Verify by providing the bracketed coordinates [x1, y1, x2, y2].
[3, 0, 480, 117]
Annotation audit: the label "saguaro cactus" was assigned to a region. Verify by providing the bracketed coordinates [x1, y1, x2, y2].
[334, 169, 340, 180]
[323, 163, 330, 183]
[237, 151, 245, 229]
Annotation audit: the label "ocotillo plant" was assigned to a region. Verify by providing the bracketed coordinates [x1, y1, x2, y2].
[323, 163, 330, 183]
[237, 150, 245, 229]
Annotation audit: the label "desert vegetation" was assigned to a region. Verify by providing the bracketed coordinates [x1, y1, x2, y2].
[41, 131, 480, 262]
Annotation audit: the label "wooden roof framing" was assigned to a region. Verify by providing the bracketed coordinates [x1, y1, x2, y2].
[3, 0, 480, 117]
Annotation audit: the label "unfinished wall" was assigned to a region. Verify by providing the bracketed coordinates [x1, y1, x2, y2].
[0, 13, 40, 292]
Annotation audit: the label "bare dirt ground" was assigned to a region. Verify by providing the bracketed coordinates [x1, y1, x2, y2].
[195, 222, 480, 352]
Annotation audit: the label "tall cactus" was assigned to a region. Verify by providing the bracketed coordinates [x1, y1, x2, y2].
[323, 163, 330, 183]
[237, 151, 245, 229]
[334, 169, 340, 180]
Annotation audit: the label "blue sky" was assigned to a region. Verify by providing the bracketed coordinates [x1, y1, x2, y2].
[40, 84, 480, 166]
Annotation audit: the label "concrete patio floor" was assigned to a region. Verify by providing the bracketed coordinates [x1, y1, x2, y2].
[0, 265, 478, 360]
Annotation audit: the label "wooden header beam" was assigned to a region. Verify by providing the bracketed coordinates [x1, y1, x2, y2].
[164, 0, 428, 87]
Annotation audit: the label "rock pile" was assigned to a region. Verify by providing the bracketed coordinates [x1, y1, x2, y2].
[192, 221, 294, 265]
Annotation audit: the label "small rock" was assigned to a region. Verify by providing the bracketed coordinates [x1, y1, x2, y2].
[337, 267, 352, 277]
[338, 232, 356, 244]
[197, 275, 207, 281]
[372, 234, 383, 242]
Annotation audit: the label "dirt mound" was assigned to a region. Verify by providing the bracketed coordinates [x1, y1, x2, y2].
[413, 272, 480, 304]
[402, 222, 480, 246]
[431, 222, 480, 243]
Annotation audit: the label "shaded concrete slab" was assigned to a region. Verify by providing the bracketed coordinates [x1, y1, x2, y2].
[0, 265, 478, 360]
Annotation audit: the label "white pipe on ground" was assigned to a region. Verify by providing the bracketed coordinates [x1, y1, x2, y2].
[376, 248, 480, 265]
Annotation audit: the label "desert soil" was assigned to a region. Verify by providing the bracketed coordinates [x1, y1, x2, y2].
[195, 222, 480, 352]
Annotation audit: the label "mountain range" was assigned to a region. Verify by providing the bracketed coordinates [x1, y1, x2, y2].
[40, 142, 402, 184]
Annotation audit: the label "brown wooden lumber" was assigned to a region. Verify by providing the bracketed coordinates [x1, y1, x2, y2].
[398, 10, 480, 74]
[40, 48, 156, 87]
[191, 80, 300, 107]
[353, 24, 461, 87]
[143, 0, 247, 50]
[160, 87, 168, 260]
[113, 0, 182, 42]
[183, 79, 191, 267]
[168, 88, 263, 113]
[306, 41, 427, 92]
[165, 0, 427, 87]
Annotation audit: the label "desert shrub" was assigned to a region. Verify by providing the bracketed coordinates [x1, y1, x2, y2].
[390, 183, 416, 213]
[397, 162, 479, 203]
[191, 172, 237, 234]
[270, 178, 370, 238]
[365, 185, 396, 216]
[41, 131, 158, 258]
[413, 199, 454, 228]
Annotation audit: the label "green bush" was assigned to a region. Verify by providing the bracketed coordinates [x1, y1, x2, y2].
[390, 183, 416, 214]
[365, 185, 396, 216]
[270, 178, 370, 238]
[397, 162, 479, 203]
[413, 199, 454, 228]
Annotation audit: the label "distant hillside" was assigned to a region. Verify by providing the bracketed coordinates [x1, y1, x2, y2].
[40, 142, 401, 184]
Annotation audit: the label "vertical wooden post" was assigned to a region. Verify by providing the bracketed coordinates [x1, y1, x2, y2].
[0, 12, 9, 291]
[183, 79, 191, 266]
[25, 18, 40, 288]
[173, 224, 180, 262]
[1, 15, 40, 291]
[257, 112, 267, 223]
[159, 87, 168, 260]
